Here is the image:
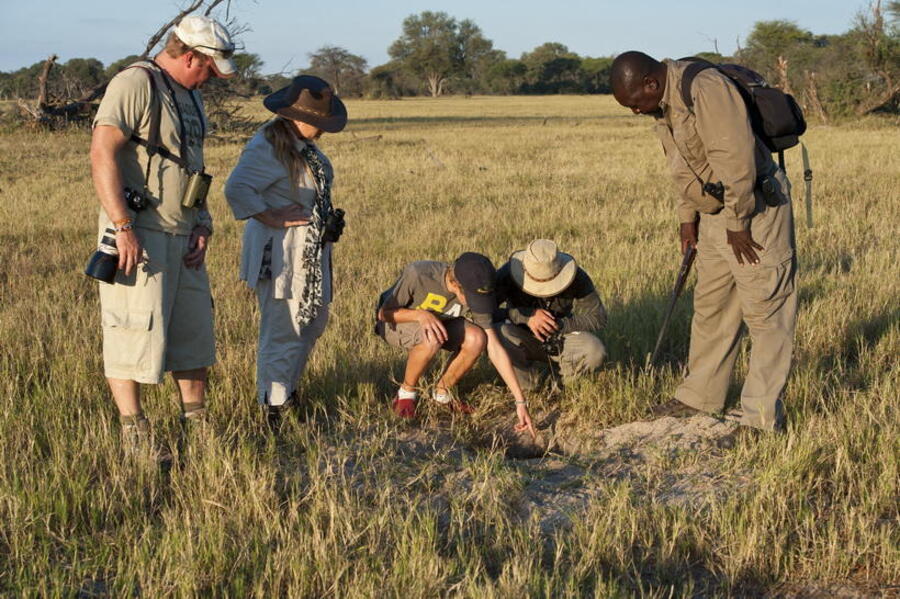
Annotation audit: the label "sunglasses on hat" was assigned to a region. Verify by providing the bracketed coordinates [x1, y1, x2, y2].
[191, 44, 235, 59]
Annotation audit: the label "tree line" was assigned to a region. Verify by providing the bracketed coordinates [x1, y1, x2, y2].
[2, 5, 897, 120]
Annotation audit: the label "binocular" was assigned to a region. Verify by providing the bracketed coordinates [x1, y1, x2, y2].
[321, 208, 346, 245]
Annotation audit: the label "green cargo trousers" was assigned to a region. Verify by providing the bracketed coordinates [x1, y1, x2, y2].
[498, 322, 606, 391]
[675, 169, 798, 431]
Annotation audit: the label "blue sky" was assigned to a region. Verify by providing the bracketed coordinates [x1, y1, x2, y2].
[0, 0, 864, 73]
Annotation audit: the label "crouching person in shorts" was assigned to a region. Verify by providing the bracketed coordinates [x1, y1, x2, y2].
[375, 253, 535, 435]
[496, 240, 608, 390]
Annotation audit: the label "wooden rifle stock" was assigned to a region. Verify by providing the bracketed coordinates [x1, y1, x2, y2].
[649, 246, 697, 365]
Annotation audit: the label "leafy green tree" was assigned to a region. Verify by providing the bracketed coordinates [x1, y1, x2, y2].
[579, 56, 614, 93]
[307, 46, 368, 97]
[521, 43, 582, 93]
[105, 55, 142, 78]
[485, 59, 526, 94]
[388, 11, 497, 96]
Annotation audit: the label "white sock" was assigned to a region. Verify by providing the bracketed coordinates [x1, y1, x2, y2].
[398, 387, 417, 401]
[432, 389, 451, 404]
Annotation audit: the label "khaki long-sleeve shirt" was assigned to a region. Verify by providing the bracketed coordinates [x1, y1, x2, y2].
[655, 59, 777, 231]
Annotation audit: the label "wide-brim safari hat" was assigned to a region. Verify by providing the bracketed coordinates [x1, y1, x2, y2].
[509, 239, 577, 298]
[263, 75, 347, 133]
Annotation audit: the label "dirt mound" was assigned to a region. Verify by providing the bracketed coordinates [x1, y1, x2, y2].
[390, 413, 750, 536]
[515, 415, 749, 534]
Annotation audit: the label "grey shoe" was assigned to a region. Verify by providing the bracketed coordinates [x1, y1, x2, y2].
[120, 415, 151, 450]
[120, 415, 171, 463]
[649, 398, 706, 419]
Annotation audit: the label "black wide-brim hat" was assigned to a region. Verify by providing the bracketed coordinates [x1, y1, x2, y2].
[263, 75, 348, 133]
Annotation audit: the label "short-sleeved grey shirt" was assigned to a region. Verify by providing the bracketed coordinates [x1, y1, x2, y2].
[377, 261, 493, 328]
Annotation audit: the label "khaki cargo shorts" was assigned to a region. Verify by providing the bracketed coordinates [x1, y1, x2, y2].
[375, 317, 467, 352]
[99, 228, 215, 384]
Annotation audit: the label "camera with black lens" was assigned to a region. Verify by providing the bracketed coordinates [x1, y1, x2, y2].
[541, 330, 565, 357]
[84, 228, 119, 284]
[124, 187, 150, 211]
[321, 208, 346, 244]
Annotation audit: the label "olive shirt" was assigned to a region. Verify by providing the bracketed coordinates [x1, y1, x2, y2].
[495, 263, 607, 335]
[654, 59, 778, 231]
[93, 61, 212, 235]
[377, 261, 493, 329]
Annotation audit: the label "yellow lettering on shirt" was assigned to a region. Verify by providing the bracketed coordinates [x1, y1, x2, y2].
[418, 293, 448, 313]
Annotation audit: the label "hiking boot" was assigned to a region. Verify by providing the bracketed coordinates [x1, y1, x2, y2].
[120, 415, 171, 463]
[392, 396, 417, 419]
[180, 403, 209, 432]
[649, 398, 706, 419]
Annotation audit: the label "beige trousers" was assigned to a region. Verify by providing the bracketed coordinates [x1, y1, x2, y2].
[675, 170, 798, 430]
[100, 228, 215, 384]
[255, 278, 329, 406]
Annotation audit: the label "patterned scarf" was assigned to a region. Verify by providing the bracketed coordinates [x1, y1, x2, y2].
[295, 142, 332, 326]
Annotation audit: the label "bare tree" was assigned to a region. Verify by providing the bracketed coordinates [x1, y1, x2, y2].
[854, 0, 900, 115]
[775, 55, 793, 95]
[19, 0, 232, 127]
[804, 70, 829, 124]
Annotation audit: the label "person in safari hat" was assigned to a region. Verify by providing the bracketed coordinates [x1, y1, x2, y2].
[224, 75, 347, 427]
[496, 239, 608, 390]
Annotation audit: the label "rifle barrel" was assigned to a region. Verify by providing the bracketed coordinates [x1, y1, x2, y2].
[649, 246, 696, 365]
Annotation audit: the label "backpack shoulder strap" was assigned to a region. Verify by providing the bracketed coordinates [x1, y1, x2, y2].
[120, 62, 188, 169]
[678, 58, 716, 110]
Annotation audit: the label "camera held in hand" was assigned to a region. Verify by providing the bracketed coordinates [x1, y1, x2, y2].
[84, 228, 119, 284]
[321, 208, 345, 245]
[541, 330, 565, 357]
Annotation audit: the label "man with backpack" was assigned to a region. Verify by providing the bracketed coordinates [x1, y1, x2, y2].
[89, 15, 236, 452]
[610, 51, 799, 435]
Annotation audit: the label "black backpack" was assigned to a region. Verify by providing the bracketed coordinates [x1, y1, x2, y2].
[680, 58, 806, 167]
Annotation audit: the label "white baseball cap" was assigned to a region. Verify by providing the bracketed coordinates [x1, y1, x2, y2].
[173, 15, 237, 78]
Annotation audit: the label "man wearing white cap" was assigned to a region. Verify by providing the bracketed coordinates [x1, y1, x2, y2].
[496, 240, 608, 390]
[88, 15, 236, 451]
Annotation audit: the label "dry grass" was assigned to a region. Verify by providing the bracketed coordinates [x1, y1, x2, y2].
[0, 95, 897, 596]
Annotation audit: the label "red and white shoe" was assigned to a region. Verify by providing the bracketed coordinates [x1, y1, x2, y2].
[449, 399, 476, 415]
[392, 396, 417, 419]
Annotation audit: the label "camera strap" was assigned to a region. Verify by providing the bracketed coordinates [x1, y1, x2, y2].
[125, 62, 204, 179]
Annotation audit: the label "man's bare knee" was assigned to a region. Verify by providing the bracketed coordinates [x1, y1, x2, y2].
[413, 338, 442, 356]
[461, 324, 487, 354]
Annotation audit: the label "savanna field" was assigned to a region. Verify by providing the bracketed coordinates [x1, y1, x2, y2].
[0, 95, 897, 596]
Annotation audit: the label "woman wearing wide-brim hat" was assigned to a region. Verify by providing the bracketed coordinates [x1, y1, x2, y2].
[224, 75, 347, 424]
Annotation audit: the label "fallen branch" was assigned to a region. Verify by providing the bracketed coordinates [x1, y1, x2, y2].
[36, 54, 58, 109]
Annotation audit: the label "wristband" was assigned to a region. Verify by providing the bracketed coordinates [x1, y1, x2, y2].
[114, 221, 134, 233]
[515, 400, 527, 405]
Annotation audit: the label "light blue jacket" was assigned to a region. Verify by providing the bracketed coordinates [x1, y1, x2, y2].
[224, 124, 333, 301]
